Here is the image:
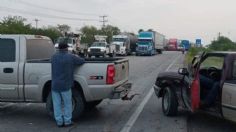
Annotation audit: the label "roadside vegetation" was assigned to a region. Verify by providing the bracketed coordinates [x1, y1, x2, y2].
[185, 36, 236, 64]
[0, 15, 122, 45]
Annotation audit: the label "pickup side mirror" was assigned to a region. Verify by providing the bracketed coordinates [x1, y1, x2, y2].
[178, 68, 189, 76]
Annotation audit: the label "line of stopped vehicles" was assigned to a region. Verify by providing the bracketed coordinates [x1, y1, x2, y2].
[54, 30, 200, 58]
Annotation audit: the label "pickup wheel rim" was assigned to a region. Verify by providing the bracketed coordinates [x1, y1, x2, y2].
[163, 89, 170, 111]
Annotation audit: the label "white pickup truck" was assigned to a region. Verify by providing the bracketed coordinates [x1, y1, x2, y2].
[0, 35, 132, 119]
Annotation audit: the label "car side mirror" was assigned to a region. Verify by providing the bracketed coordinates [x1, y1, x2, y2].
[178, 68, 189, 76]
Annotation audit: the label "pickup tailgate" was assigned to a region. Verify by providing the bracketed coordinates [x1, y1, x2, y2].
[114, 59, 129, 82]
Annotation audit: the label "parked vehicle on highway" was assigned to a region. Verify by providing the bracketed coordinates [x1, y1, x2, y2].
[54, 34, 88, 57]
[112, 33, 137, 56]
[136, 31, 165, 56]
[154, 51, 236, 123]
[167, 38, 181, 51]
[181, 40, 191, 51]
[88, 35, 115, 57]
[0, 35, 132, 120]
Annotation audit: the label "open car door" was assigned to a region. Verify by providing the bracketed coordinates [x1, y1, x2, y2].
[189, 52, 206, 112]
[190, 71, 200, 112]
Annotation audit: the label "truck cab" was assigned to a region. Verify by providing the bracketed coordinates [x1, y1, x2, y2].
[136, 32, 156, 56]
[112, 35, 129, 55]
[88, 35, 115, 58]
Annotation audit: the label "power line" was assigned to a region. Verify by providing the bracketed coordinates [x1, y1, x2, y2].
[17, 0, 100, 16]
[100, 15, 108, 28]
[0, 6, 100, 21]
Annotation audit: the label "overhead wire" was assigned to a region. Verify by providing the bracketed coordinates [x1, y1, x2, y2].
[17, 0, 100, 16]
[0, 6, 100, 21]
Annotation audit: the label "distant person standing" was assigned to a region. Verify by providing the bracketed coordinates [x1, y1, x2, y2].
[51, 42, 85, 127]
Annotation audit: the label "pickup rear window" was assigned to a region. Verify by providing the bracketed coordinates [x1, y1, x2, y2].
[26, 39, 55, 60]
[0, 39, 16, 62]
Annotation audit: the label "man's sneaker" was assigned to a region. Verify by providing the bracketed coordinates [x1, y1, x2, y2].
[64, 122, 74, 127]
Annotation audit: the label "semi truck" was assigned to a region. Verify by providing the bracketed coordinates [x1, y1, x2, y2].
[111, 34, 138, 55]
[181, 40, 191, 51]
[136, 31, 165, 56]
[167, 38, 181, 51]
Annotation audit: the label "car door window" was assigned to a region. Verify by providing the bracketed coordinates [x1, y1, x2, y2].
[200, 56, 224, 69]
[0, 39, 16, 62]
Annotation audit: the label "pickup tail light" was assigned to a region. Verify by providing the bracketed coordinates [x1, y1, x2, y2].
[106, 65, 115, 84]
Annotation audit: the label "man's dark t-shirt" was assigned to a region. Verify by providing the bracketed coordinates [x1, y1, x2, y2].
[51, 50, 85, 92]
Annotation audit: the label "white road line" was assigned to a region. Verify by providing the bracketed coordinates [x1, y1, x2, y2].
[25, 103, 32, 106]
[0, 103, 14, 109]
[120, 55, 181, 132]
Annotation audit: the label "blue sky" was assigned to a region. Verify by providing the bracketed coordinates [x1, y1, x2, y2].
[0, 0, 236, 44]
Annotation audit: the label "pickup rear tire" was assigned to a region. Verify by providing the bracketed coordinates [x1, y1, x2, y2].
[85, 99, 103, 110]
[162, 87, 178, 116]
[46, 89, 85, 120]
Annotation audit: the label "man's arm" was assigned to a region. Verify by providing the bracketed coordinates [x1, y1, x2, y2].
[72, 55, 85, 65]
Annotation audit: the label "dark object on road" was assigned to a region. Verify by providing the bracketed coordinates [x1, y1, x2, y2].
[122, 93, 140, 100]
[154, 51, 236, 123]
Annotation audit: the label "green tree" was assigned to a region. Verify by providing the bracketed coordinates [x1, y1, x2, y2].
[0, 16, 32, 34]
[0, 16, 62, 42]
[57, 24, 71, 35]
[80, 26, 98, 45]
[208, 36, 236, 51]
[99, 25, 120, 43]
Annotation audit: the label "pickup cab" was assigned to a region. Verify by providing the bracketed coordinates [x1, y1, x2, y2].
[154, 51, 236, 123]
[0, 35, 132, 119]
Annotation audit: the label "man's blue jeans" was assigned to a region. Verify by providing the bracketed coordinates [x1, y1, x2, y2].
[200, 75, 220, 105]
[52, 89, 72, 125]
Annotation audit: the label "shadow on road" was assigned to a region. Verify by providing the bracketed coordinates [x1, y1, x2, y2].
[187, 112, 236, 132]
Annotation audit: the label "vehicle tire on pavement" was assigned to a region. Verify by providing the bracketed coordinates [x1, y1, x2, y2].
[46, 89, 85, 120]
[85, 99, 103, 110]
[162, 87, 178, 116]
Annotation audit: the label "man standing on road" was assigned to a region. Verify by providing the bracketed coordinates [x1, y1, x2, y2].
[51, 41, 85, 127]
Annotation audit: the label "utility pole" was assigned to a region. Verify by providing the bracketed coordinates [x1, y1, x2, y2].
[99, 15, 108, 28]
[34, 19, 39, 29]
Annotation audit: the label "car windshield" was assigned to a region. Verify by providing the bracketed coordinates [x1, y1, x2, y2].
[138, 39, 152, 45]
[113, 38, 125, 42]
[91, 42, 105, 47]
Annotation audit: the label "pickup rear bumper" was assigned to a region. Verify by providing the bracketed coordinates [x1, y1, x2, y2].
[88, 52, 105, 56]
[110, 83, 132, 99]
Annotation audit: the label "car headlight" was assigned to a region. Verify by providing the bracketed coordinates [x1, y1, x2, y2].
[88, 48, 91, 52]
[101, 49, 105, 52]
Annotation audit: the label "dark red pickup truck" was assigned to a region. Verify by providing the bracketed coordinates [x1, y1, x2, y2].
[154, 51, 236, 123]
